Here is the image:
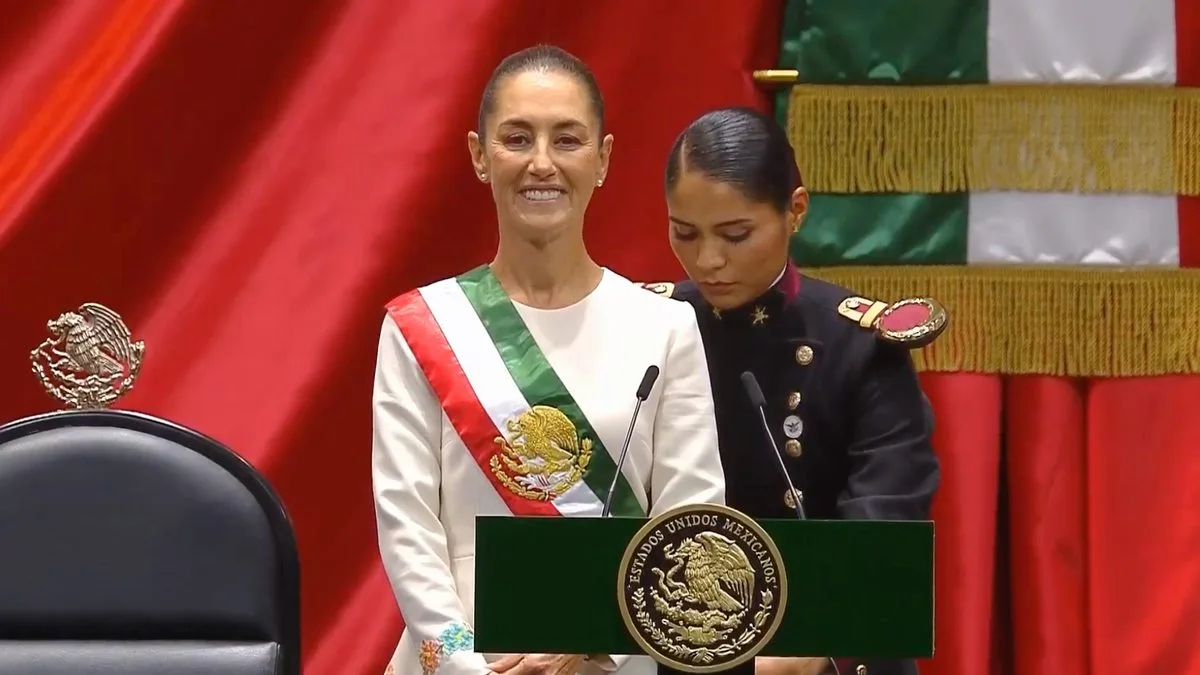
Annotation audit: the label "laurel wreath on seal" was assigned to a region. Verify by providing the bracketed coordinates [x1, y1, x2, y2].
[30, 353, 143, 410]
[631, 586, 775, 665]
[488, 454, 588, 501]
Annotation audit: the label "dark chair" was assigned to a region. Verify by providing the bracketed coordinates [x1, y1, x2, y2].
[0, 410, 300, 675]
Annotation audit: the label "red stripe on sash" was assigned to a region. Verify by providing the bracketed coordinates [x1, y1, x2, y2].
[386, 289, 560, 517]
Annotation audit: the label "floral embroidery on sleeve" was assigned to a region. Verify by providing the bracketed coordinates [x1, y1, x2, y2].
[418, 639, 441, 675]
[418, 622, 475, 675]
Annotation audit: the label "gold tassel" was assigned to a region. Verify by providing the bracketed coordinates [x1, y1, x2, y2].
[804, 265, 1200, 376]
[786, 84, 1200, 195]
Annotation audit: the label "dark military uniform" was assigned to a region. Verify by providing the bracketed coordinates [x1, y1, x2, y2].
[643, 267, 941, 675]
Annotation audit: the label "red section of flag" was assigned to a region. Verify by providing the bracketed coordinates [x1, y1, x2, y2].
[1176, 0, 1200, 267]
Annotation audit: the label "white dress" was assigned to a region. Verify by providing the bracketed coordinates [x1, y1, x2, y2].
[371, 267, 726, 675]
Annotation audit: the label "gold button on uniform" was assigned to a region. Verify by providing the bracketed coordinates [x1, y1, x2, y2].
[787, 391, 801, 409]
[795, 345, 814, 365]
[857, 666, 868, 675]
[784, 439, 802, 457]
[783, 488, 803, 509]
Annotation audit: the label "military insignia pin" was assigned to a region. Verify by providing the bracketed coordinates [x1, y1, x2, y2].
[30, 302, 145, 410]
[617, 503, 787, 673]
[837, 296, 948, 349]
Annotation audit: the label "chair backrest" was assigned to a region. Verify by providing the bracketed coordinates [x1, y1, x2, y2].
[0, 410, 300, 675]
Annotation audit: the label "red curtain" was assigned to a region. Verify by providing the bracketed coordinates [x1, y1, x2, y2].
[916, 374, 1003, 675]
[1006, 377, 1200, 675]
[0, 2, 781, 674]
[1, 3, 1193, 675]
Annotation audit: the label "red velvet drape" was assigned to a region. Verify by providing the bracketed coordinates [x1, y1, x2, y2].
[0, 3, 1192, 675]
[1006, 377, 1200, 675]
[917, 374, 1003, 675]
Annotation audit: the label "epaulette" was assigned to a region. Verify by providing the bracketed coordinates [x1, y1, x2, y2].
[836, 295, 948, 349]
[634, 282, 676, 299]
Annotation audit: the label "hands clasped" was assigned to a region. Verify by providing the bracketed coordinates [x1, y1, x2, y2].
[487, 654, 587, 675]
[755, 656, 834, 675]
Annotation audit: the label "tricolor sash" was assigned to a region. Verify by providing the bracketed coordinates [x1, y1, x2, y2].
[387, 265, 644, 518]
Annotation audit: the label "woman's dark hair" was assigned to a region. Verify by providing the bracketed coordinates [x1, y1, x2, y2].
[664, 107, 803, 213]
[477, 44, 605, 136]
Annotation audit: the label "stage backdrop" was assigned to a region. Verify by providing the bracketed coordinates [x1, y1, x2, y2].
[0, 2, 784, 675]
[776, 1, 1200, 675]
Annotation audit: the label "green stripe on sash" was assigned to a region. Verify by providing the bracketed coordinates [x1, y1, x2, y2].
[456, 265, 644, 518]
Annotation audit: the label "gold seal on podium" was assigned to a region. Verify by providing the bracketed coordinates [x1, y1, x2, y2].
[617, 503, 788, 673]
[30, 302, 145, 410]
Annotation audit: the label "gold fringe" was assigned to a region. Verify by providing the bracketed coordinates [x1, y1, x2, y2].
[786, 84, 1200, 195]
[803, 266, 1200, 376]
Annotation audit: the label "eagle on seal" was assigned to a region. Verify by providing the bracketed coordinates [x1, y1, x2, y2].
[47, 303, 135, 377]
[663, 531, 756, 613]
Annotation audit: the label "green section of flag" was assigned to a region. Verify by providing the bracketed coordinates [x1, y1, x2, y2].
[778, 0, 988, 265]
[791, 194, 968, 266]
[781, 0, 989, 85]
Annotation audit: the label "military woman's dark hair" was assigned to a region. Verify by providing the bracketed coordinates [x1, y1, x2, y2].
[477, 44, 606, 136]
[664, 107, 803, 213]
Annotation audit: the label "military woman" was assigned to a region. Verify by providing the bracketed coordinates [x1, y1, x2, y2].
[644, 107, 943, 675]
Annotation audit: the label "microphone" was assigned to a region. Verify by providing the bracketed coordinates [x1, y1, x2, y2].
[740, 371, 806, 520]
[601, 365, 660, 517]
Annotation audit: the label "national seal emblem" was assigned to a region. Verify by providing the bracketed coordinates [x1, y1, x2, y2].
[617, 503, 788, 673]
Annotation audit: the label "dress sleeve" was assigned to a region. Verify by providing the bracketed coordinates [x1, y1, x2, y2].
[837, 342, 940, 521]
[372, 316, 490, 675]
[648, 300, 727, 515]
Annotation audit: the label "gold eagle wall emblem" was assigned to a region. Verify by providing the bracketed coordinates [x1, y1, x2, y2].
[30, 302, 145, 410]
[618, 504, 787, 673]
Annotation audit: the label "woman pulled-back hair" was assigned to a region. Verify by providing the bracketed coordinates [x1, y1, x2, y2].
[371, 46, 727, 675]
[643, 107, 946, 675]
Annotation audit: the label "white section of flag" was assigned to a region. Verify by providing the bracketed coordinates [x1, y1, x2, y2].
[966, 0, 1180, 266]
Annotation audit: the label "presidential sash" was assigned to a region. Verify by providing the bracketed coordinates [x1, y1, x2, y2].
[387, 265, 644, 518]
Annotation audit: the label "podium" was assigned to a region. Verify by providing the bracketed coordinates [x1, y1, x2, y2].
[474, 504, 933, 672]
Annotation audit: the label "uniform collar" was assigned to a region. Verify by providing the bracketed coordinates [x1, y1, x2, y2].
[776, 261, 801, 302]
[709, 261, 800, 327]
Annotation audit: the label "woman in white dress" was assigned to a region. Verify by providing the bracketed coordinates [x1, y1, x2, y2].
[372, 45, 727, 675]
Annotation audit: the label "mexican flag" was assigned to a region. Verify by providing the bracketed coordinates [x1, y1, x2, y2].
[777, 0, 1200, 377]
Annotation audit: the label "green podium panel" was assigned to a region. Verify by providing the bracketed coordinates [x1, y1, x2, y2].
[474, 514, 933, 659]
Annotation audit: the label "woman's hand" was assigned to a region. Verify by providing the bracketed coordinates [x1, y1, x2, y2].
[486, 654, 526, 674]
[495, 654, 586, 675]
[755, 656, 834, 675]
